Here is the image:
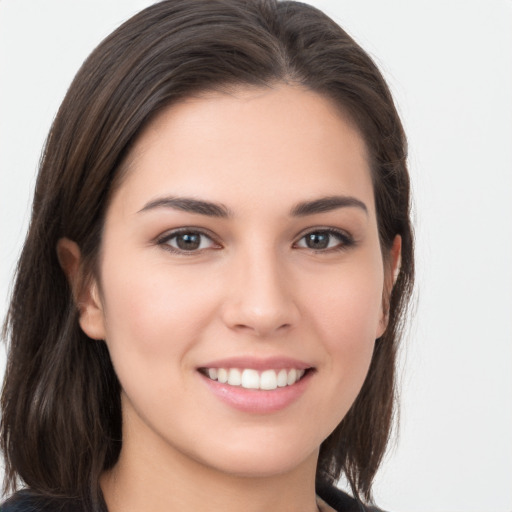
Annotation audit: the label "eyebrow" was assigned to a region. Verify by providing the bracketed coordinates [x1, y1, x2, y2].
[290, 195, 368, 216]
[138, 194, 367, 218]
[138, 197, 232, 218]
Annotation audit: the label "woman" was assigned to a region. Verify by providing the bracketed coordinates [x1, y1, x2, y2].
[0, 1, 414, 511]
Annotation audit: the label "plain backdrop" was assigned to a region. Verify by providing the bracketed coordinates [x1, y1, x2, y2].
[1, 1, 511, 511]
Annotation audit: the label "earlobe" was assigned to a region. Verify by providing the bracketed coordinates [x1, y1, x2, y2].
[56, 238, 106, 340]
[376, 235, 402, 338]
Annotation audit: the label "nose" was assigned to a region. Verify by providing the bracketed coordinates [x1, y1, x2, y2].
[220, 248, 300, 337]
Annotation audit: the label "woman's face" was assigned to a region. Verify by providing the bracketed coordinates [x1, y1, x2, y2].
[79, 85, 396, 478]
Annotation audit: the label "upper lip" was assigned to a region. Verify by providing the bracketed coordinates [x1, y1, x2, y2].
[198, 356, 313, 371]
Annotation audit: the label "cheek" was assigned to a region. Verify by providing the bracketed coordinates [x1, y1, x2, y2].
[302, 259, 384, 389]
[306, 260, 384, 343]
[99, 257, 219, 368]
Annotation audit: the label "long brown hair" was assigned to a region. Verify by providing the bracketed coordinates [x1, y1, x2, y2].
[1, 0, 414, 508]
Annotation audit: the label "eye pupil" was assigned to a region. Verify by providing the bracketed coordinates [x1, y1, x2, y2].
[306, 232, 330, 249]
[176, 233, 201, 250]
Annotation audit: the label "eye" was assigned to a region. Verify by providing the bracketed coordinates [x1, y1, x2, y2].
[158, 229, 219, 253]
[295, 229, 353, 251]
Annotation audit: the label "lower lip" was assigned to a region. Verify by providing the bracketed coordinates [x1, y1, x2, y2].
[199, 371, 313, 414]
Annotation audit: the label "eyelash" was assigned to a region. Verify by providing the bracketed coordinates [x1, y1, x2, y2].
[157, 228, 220, 255]
[156, 227, 354, 255]
[293, 228, 354, 253]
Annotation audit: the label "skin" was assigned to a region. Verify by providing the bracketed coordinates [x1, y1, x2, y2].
[59, 84, 400, 512]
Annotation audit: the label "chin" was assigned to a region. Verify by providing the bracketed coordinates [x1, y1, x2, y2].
[189, 432, 319, 479]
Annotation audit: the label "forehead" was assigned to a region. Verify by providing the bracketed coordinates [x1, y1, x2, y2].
[113, 84, 375, 217]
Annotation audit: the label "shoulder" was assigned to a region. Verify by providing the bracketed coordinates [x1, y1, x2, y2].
[1, 492, 49, 512]
[316, 481, 387, 512]
[0, 491, 85, 512]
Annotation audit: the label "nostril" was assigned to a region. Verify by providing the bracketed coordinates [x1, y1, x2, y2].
[232, 321, 293, 337]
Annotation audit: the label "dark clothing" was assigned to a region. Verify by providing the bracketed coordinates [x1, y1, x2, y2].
[1, 483, 382, 512]
[316, 481, 382, 512]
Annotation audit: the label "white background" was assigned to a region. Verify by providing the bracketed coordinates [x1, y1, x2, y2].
[1, 1, 511, 511]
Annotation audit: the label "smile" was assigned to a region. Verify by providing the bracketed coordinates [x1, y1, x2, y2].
[200, 368, 307, 391]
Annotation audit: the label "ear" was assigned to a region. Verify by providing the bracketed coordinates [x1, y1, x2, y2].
[56, 238, 106, 340]
[376, 234, 402, 338]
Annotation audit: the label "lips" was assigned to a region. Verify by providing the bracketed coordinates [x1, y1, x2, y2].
[198, 357, 314, 413]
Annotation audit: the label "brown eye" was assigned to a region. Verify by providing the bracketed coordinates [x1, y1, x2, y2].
[160, 230, 218, 253]
[304, 232, 330, 249]
[295, 230, 353, 251]
[175, 233, 201, 250]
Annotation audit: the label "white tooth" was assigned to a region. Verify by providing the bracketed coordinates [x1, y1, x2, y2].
[241, 369, 260, 389]
[297, 369, 305, 380]
[228, 368, 242, 386]
[287, 368, 297, 385]
[217, 368, 228, 384]
[277, 369, 288, 387]
[207, 368, 218, 380]
[260, 370, 278, 390]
